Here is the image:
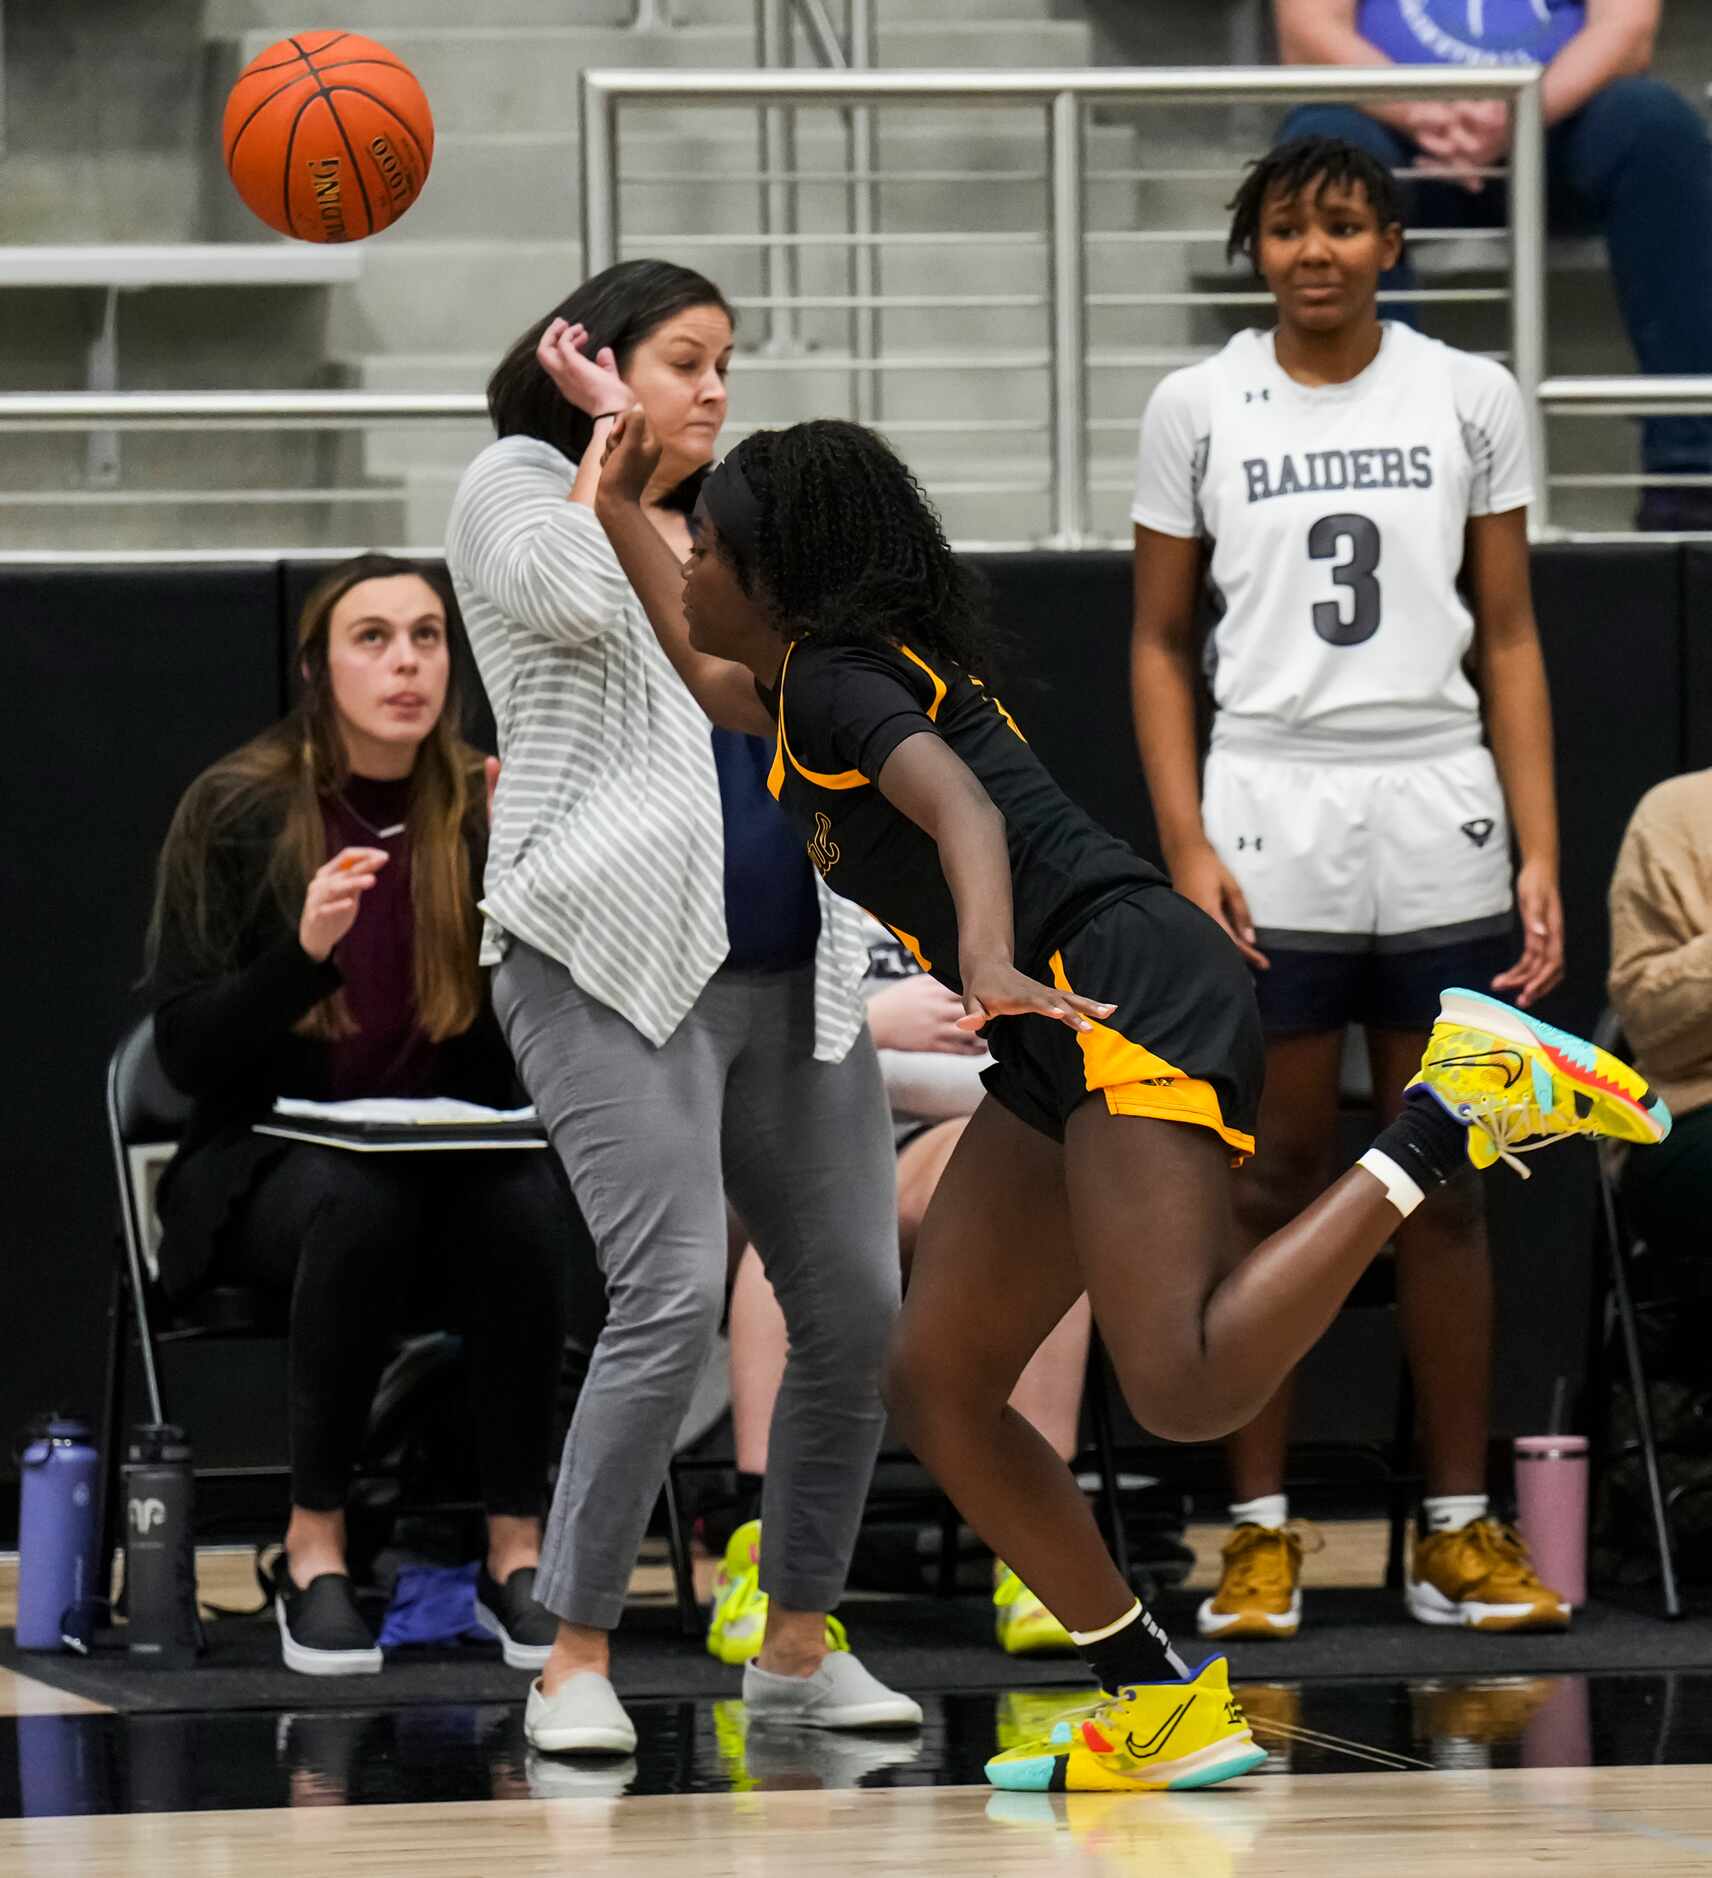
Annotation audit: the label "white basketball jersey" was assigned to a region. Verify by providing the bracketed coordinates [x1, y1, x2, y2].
[1131, 323, 1533, 743]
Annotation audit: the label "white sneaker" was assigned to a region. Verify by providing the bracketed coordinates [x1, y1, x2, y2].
[742, 1651, 923, 1730]
[524, 1670, 638, 1755]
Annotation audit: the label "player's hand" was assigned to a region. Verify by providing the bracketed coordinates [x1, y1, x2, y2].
[596, 405, 661, 507]
[868, 973, 989, 1055]
[300, 847, 389, 962]
[956, 958, 1116, 1035]
[484, 756, 501, 823]
[535, 318, 628, 416]
[1171, 842, 1269, 971]
[1489, 857, 1564, 1010]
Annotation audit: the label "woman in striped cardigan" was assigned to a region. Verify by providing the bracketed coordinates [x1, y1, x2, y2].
[447, 260, 918, 1756]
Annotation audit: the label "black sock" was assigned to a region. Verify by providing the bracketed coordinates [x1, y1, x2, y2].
[1077, 1601, 1188, 1693]
[1369, 1086, 1471, 1193]
[736, 1470, 765, 1528]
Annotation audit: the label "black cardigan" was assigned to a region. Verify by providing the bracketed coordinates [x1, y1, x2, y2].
[147, 795, 522, 1300]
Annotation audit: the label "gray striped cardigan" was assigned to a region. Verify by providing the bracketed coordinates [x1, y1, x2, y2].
[446, 434, 868, 1059]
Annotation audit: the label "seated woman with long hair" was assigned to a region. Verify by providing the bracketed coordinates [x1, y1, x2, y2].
[144, 553, 571, 1679]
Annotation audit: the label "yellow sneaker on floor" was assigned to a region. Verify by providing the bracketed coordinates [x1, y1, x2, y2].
[1409, 989, 1671, 1176]
[1407, 1519, 1571, 1632]
[704, 1519, 850, 1666]
[1195, 1524, 1311, 1641]
[984, 1656, 1267, 1793]
[994, 1562, 1076, 1657]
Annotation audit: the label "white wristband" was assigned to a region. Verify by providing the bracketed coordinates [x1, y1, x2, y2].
[1358, 1147, 1425, 1219]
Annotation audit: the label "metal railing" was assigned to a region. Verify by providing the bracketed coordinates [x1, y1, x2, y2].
[580, 64, 1548, 546]
[7, 65, 1712, 549]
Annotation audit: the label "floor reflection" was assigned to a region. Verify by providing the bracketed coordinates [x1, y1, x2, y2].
[3, 1669, 1706, 1818]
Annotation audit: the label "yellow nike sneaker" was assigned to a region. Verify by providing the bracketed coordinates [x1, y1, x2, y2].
[1407, 1519, 1571, 1632]
[984, 1656, 1267, 1793]
[704, 1519, 849, 1666]
[994, 1561, 1076, 1657]
[1410, 989, 1670, 1176]
[1195, 1524, 1314, 1641]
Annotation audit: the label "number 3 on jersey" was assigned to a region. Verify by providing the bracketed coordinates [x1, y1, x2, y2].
[1308, 513, 1381, 646]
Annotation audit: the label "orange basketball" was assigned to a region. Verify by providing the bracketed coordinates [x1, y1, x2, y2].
[222, 30, 434, 243]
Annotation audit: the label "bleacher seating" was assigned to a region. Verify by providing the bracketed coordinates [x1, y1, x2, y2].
[0, 0, 1708, 548]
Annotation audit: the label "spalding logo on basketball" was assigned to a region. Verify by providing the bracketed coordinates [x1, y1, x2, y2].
[222, 30, 434, 242]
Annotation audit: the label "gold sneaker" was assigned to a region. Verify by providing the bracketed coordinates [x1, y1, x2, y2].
[1195, 1524, 1312, 1641]
[1407, 1519, 1571, 1631]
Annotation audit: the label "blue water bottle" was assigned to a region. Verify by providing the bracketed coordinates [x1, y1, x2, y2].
[16, 1416, 102, 1651]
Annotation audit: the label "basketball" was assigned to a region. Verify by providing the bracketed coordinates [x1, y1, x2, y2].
[221, 30, 434, 243]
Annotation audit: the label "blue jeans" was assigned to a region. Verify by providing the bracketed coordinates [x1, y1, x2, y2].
[1282, 79, 1712, 474]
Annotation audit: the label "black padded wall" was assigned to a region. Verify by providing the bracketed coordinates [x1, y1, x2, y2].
[0, 541, 1698, 1504]
[0, 566, 283, 1480]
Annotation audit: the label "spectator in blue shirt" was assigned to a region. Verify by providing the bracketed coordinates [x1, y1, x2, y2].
[1274, 0, 1712, 529]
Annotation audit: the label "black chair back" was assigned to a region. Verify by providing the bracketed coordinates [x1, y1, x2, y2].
[108, 1012, 192, 1147]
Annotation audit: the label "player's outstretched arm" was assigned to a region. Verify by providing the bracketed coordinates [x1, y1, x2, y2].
[874, 731, 1114, 1036]
[593, 408, 773, 737]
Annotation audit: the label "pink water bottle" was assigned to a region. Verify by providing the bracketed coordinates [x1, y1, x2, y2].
[1514, 1434, 1588, 1609]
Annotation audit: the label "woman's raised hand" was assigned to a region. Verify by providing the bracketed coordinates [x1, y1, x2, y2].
[596, 405, 662, 506]
[535, 318, 629, 416]
[299, 847, 389, 963]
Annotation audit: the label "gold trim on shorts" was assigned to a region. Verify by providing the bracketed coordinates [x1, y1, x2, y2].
[1048, 949, 1256, 1164]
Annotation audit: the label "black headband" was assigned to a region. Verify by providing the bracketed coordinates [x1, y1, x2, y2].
[698, 449, 763, 564]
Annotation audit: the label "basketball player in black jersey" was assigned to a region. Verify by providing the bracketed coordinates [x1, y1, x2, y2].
[590, 408, 1668, 1795]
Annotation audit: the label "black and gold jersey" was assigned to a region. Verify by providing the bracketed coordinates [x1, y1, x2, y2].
[759, 639, 1164, 993]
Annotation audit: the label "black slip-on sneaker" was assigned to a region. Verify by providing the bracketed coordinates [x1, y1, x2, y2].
[474, 1564, 556, 1671]
[273, 1556, 382, 1677]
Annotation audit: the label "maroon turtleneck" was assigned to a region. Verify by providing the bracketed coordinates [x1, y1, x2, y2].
[320, 773, 439, 1100]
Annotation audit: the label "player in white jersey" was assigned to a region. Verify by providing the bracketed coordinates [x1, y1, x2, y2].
[1133, 138, 1571, 1636]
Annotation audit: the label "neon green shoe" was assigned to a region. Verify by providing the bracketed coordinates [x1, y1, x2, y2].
[1409, 989, 1670, 1176]
[993, 1562, 1076, 1657]
[985, 1655, 1266, 1793]
[704, 1518, 850, 1666]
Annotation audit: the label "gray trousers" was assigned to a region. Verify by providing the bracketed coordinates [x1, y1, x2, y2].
[493, 940, 900, 1629]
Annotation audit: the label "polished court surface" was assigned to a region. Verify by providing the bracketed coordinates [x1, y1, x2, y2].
[4, 1671, 1711, 1874]
[4, 1538, 1706, 1874]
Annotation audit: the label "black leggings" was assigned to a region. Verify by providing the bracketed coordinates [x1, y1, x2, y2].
[219, 1144, 573, 1515]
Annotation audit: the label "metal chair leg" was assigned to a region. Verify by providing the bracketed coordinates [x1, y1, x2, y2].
[1384, 1368, 1416, 1592]
[1600, 1182, 1683, 1619]
[935, 1498, 961, 1598]
[96, 1258, 128, 1607]
[1086, 1335, 1132, 1586]
[662, 1461, 701, 1637]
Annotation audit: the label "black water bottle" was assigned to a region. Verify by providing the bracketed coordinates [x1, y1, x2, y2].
[123, 1423, 201, 1669]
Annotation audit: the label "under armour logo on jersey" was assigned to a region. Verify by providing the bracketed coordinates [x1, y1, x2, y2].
[1245, 389, 1270, 403]
[1236, 835, 1263, 851]
[1461, 818, 1496, 849]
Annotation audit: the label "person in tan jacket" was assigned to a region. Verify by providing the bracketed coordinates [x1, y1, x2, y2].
[1608, 769, 1712, 1246]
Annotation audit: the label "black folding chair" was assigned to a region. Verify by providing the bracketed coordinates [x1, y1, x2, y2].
[1589, 1009, 1683, 1618]
[102, 1014, 708, 1628]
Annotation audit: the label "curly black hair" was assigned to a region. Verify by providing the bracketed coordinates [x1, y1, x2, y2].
[1226, 136, 1405, 272]
[718, 419, 994, 677]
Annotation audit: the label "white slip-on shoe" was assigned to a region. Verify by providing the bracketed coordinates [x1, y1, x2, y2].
[742, 1651, 923, 1730]
[524, 1670, 638, 1755]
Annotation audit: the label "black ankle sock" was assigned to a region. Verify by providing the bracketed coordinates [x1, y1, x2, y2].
[736, 1471, 765, 1527]
[1370, 1086, 1471, 1193]
[1078, 1601, 1188, 1693]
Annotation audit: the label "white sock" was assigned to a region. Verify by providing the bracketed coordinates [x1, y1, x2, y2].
[1229, 1493, 1288, 1531]
[1422, 1493, 1489, 1534]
